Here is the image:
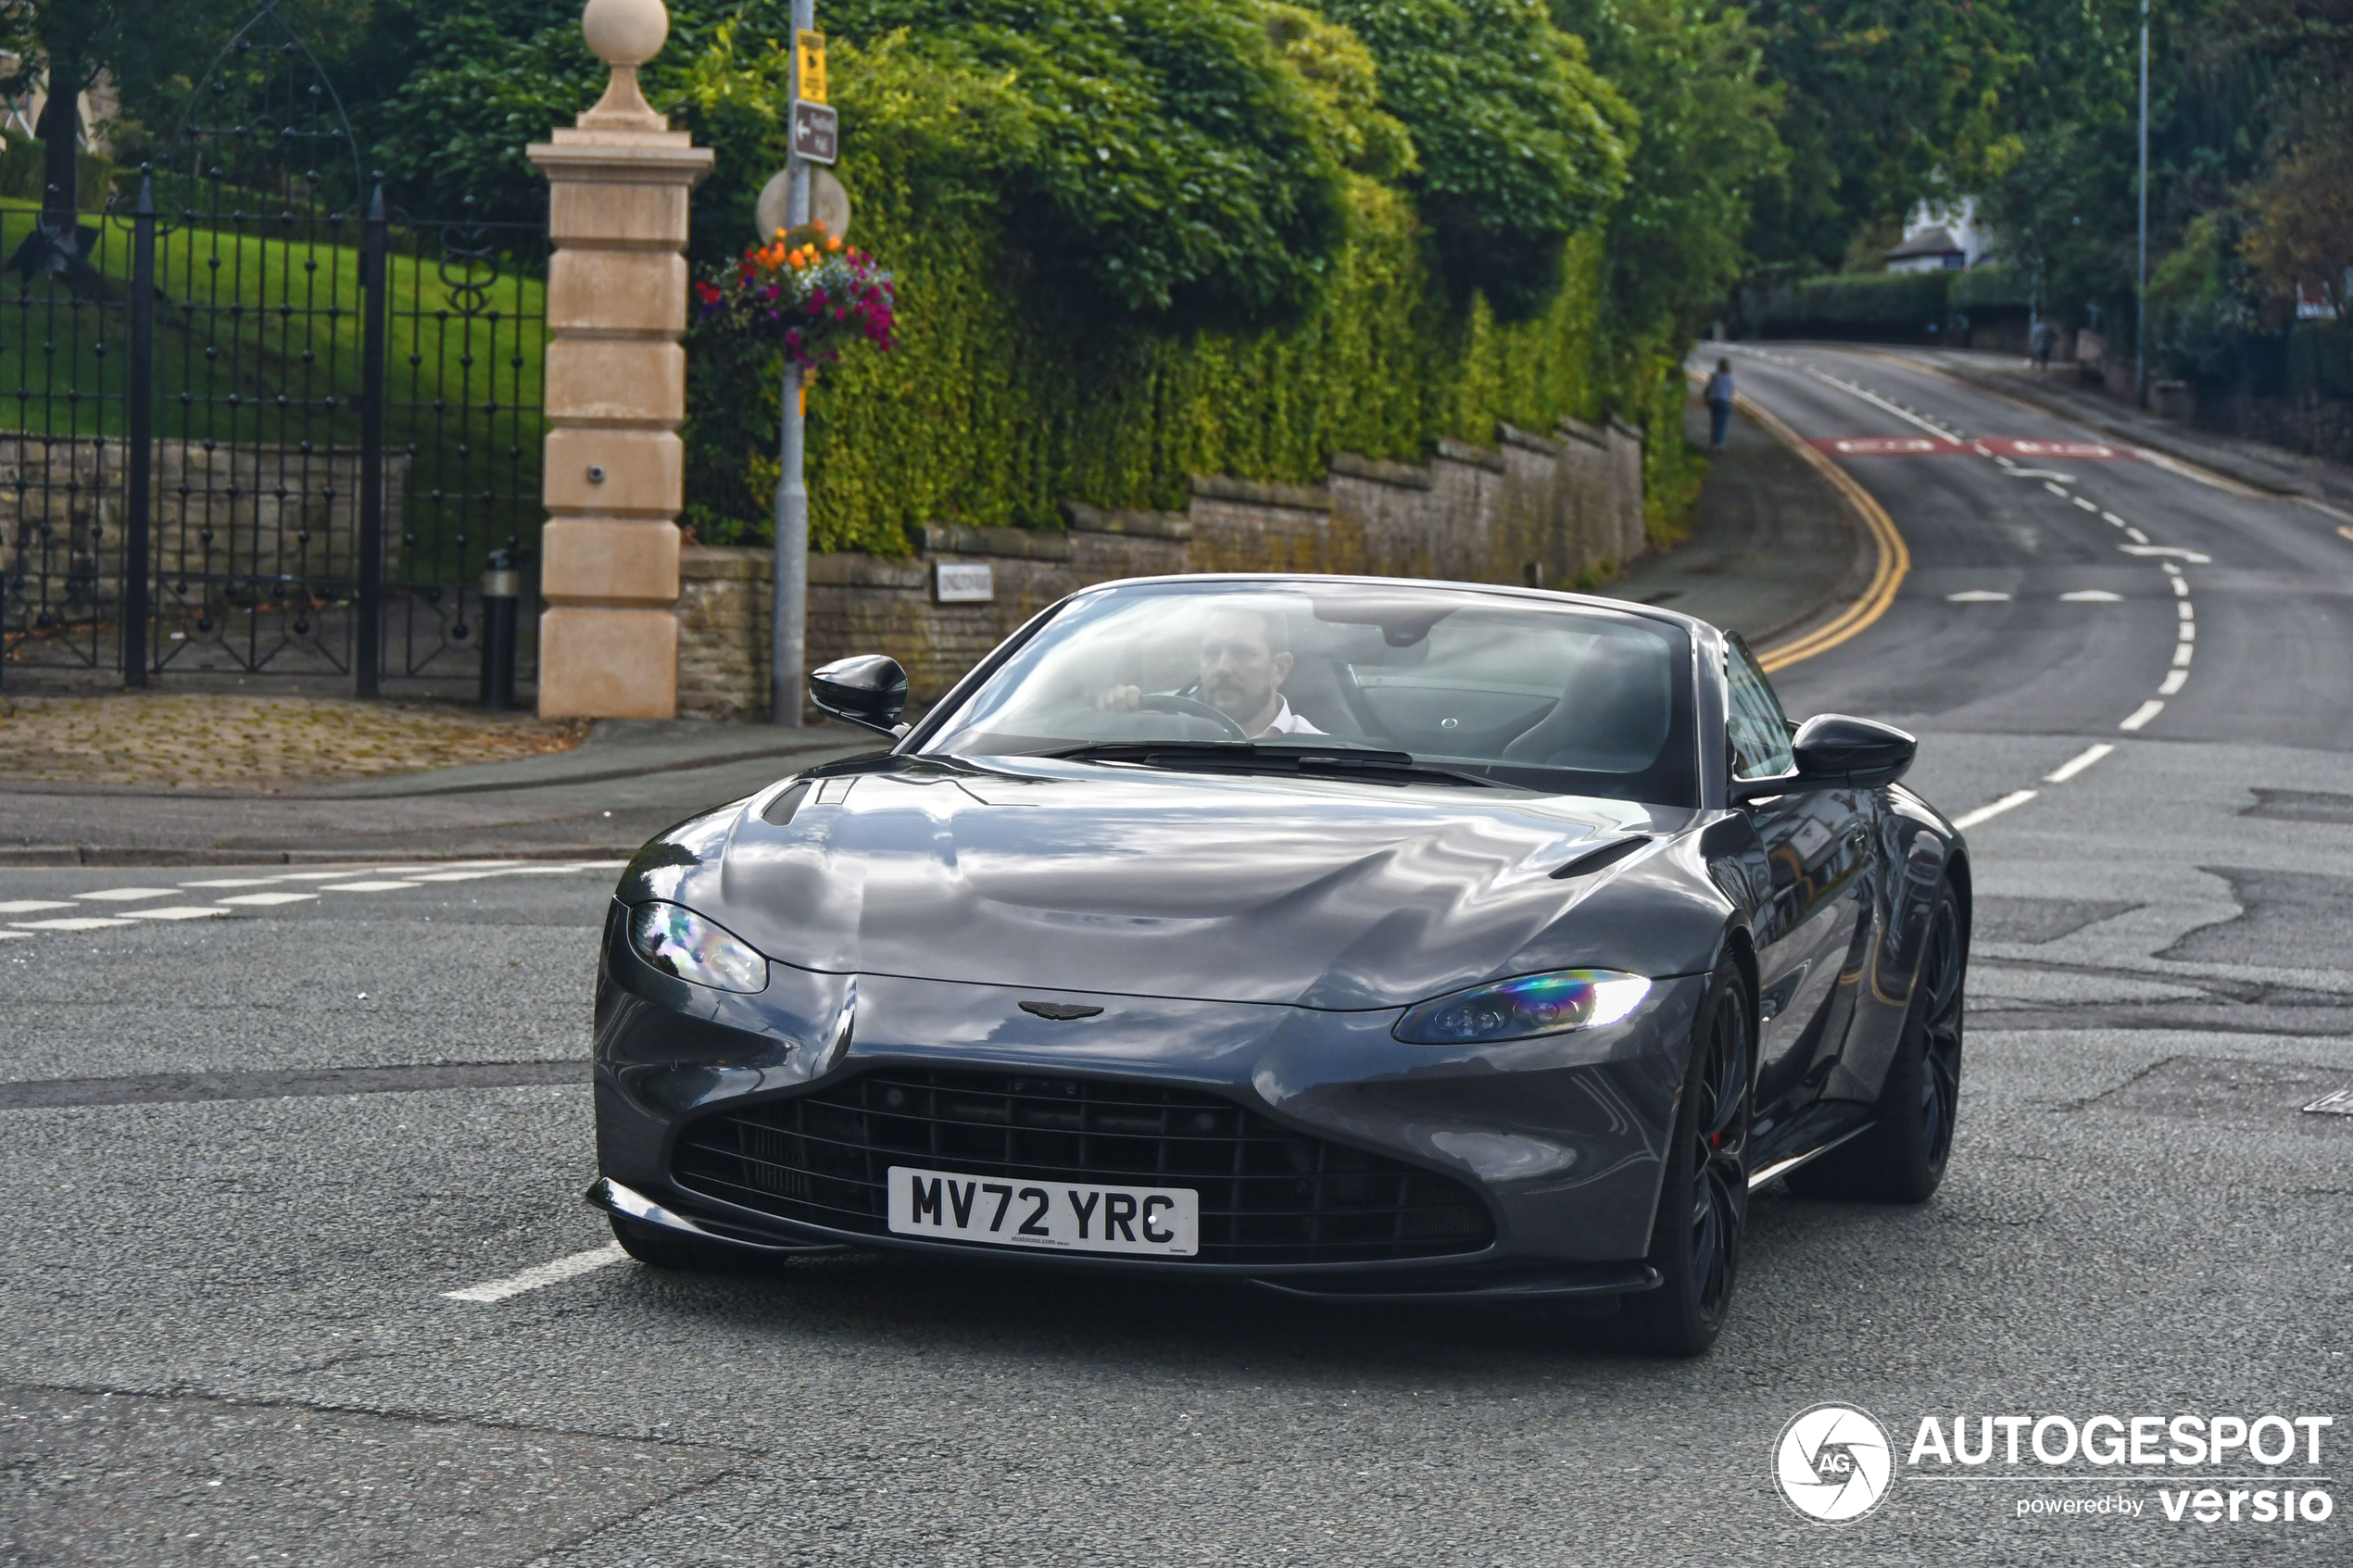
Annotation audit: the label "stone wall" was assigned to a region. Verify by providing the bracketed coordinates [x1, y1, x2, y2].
[677, 425, 1644, 720]
[0, 433, 408, 631]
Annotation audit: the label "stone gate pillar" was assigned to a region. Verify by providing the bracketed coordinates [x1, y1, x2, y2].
[526, 0, 713, 719]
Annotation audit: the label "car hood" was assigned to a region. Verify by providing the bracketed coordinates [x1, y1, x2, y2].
[635, 758, 1705, 1010]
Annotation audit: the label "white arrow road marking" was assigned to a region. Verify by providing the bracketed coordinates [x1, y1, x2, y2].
[1953, 790, 2039, 830]
[443, 1243, 628, 1304]
[2044, 744, 2116, 783]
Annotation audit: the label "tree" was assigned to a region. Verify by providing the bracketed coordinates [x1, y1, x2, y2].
[0, 0, 248, 227]
[1315, 0, 1630, 321]
[1554, 0, 1783, 344]
[1738, 0, 2029, 278]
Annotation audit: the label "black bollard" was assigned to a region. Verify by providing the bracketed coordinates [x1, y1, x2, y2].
[479, 548, 520, 710]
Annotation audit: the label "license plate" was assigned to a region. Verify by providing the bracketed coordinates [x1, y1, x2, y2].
[885, 1164, 1198, 1257]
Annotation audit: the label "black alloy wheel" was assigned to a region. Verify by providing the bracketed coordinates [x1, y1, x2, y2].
[1622, 960, 1752, 1356]
[1914, 882, 1966, 1176]
[1791, 875, 1967, 1203]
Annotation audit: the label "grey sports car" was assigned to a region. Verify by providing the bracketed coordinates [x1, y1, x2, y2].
[588, 573, 1969, 1354]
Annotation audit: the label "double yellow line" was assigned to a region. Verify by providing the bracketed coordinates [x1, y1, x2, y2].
[1735, 391, 1911, 671]
[1685, 367, 1911, 671]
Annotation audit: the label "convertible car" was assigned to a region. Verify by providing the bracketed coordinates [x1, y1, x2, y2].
[587, 574, 1969, 1355]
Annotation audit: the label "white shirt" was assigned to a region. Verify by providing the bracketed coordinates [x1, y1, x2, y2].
[1256, 697, 1323, 737]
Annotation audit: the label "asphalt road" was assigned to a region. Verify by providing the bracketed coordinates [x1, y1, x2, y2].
[3, 346, 2350, 1566]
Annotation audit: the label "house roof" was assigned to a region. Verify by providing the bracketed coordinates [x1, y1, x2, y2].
[1885, 226, 1964, 260]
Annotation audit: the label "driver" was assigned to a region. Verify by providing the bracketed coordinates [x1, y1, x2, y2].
[1100, 601, 1322, 737]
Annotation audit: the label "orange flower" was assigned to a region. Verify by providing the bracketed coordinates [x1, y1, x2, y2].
[826, 236, 843, 252]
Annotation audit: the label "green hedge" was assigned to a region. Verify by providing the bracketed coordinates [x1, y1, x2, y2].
[1750, 270, 1952, 334]
[2289, 323, 2353, 400]
[0, 132, 115, 211]
[1949, 263, 2034, 311]
[683, 39, 1619, 556]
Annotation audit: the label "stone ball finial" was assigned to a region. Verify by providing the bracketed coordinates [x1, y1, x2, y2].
[583, 0, 669, 68]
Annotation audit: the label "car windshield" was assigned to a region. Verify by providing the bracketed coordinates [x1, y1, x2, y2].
[915, 580, 1697, 805]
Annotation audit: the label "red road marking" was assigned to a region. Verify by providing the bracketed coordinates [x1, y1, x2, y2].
[1807, 436, 2132, 460]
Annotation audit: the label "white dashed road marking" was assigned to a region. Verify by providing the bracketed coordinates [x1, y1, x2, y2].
[443, 1244, 628, 1304]
[2044, 744, 2115, 784]
[1946, 590, 2011, 602]
[1953, 790, 2039, 831]
[0, 861, 632, 947]
[2120, 700, 2167, 732]
[2058, 590, 2122, 602]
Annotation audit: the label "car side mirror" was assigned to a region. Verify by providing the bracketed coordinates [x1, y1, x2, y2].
[810, 654, 910, 738]
[1731, 714, 1916, 800]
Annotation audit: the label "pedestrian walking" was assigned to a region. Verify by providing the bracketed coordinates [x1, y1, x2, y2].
[1705, 357, 1735, 453]
[2031, 319, 2058, 376]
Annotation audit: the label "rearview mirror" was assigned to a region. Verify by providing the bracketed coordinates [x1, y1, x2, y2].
[810, 654, 910, 738]
[1731, 714, 1916, 800]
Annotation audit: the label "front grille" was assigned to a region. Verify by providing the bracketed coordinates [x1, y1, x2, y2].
[672, 1068, 1495, 1265]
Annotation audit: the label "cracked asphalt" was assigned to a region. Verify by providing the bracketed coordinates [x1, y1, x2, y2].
[2, 347, 2348, 1565]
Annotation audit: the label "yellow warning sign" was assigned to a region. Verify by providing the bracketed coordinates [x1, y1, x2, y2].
[796, 31, 827, 105]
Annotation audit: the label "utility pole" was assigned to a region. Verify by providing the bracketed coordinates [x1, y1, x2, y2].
[770, 0, 816, 724]
[2136, 0, 2149, 407]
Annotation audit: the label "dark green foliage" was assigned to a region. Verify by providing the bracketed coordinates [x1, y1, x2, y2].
[1315, 0, 1629, 320]
[0, 132, 115, 209]
[1739, 0, 2027, 278]
[823, 0, 1347, 326]
[1750, 270, 1951, 335]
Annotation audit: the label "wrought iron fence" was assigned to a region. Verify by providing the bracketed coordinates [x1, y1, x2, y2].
[0, 2, 547, 695]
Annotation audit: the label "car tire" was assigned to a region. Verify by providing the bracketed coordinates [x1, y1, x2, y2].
[1620, 959, 1753, 1358]
[1789, 875, 1966, 1204]
[608, 1213, 747, 1273]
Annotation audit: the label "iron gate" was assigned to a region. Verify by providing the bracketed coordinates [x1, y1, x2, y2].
[0, 2, 548, 694]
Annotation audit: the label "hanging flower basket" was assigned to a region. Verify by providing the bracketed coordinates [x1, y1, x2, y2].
[693, 221, 897, 370]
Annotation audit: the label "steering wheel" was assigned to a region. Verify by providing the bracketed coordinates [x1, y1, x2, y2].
[1139, 692, 1251, 742]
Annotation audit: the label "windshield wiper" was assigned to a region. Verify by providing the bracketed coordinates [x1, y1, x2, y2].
[1041, 741, 1510, 789]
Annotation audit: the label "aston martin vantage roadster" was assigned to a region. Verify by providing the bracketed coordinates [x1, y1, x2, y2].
[588, 573, 1969, 1355]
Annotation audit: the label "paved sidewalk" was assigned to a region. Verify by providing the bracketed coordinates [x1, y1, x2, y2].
[1601, 391, 1868, 647]
[1888, 345, 2353, 519]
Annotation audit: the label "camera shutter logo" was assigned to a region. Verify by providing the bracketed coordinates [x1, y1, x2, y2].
[1775, 1403, 1895, 1524]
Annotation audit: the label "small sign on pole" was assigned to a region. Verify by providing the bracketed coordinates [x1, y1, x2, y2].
[796, 31, 828, 103]
[935, 562, 994, 604]
[792, 101, 838, 166]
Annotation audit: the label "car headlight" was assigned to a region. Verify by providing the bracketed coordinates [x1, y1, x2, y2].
[626, 901, 768, 993]
[1394, 968, 1651, 1045]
